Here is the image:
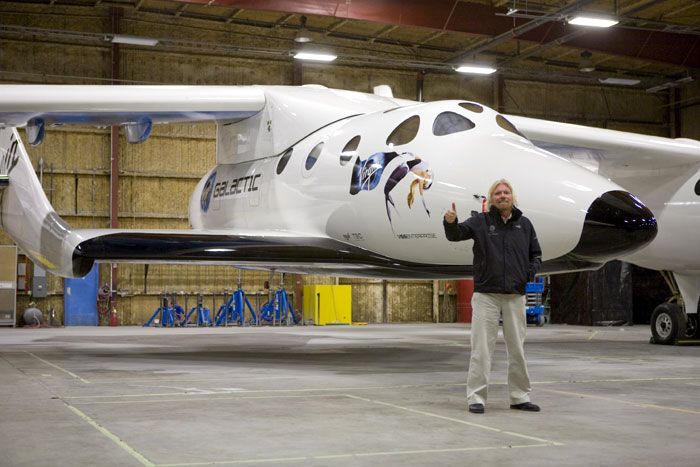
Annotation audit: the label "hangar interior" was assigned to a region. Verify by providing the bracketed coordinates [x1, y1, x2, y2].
[1, 0, 698, 328]
[2, 2, 700, 467]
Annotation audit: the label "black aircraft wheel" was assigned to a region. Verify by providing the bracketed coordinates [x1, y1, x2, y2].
[685, 314, 698, 338]
[650, 303, 686, 345]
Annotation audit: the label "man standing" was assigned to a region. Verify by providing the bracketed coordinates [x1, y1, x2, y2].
[443, 179, 542, 414]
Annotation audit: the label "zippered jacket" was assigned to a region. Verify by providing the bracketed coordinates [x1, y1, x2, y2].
[443, 206, 542, 295]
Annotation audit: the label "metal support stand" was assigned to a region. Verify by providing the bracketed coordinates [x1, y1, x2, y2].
[144, 294, 174, 327]
[186, 293, 212, 326]
[214, 289, 232, 326]
[259, 288, 299, 325]
[170, 292, 186, 326]
[215, 287, 258, 326]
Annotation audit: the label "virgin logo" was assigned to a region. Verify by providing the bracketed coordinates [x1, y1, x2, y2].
[1, 131, 19, 176]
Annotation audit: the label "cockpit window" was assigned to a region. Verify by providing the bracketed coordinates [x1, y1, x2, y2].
[341, 135, 360, 166]
[386, 115, 420, 146]
[459, 102, 484, 113]
[496, 115, 525, 137]
[305, 142, 324, 170]
[432, 111, 475, 136]
[276, 148, 293, 175]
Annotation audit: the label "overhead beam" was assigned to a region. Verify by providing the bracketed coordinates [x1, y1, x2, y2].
[225, 8, 242, 23]
[418, 30, 445, 45]
[369, 24, 397, 43]
[449, 0, 596, 64]
[175, 3, 188, 17]
[173, 0, 700, 68]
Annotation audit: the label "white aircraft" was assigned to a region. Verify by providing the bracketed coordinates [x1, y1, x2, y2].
[0, 84, 697, 344]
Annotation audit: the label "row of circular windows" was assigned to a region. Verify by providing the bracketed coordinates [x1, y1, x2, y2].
[276, 102, 523, 175]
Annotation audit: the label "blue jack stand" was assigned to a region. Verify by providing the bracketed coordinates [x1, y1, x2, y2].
[259, 288, 298, 325]
[186, 293, 212, 326]
[172, 302, 186, 326]
[215, 287, 258, 326]
[144, 294, 186, 327]
[144, 296, 175, 327]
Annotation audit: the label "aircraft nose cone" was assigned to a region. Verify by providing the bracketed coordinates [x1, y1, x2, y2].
[570, 190, 657, 261]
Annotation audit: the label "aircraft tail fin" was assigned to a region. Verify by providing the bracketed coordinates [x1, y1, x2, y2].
[0, 127, 86, 277]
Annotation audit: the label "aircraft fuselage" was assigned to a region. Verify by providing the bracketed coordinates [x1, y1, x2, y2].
[188, 100, 656, 277]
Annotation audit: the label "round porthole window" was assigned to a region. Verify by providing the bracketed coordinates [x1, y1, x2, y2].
[459, 102, 484, 113]
[386, 115, 420, 146]
[305, 142, 324, 170]
[276, 148, 293, 175]
[432, 111, 475, 136]
[695, 179, 700, 196]
[496, 115, 525, 137]
[340, 135, 361, 166]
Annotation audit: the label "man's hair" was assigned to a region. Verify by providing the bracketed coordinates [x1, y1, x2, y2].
[486, 179, 517, 210]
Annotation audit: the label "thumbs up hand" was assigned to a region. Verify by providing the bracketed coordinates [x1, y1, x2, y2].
[444, 202, 457, 223]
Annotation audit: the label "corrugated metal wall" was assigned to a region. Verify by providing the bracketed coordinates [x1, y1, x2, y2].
[1, 2, 693, 325]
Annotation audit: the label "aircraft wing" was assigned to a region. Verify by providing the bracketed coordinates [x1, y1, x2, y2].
[70, 228, 404, 276]
[0, 85, 265, 144]
[506, 114, 700, 173]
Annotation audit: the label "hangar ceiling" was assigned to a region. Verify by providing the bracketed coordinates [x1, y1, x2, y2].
[1, 0, 699, 92]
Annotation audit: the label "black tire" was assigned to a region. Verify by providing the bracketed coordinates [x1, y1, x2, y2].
[650, 303, 686, 345]
[536, 314, 545, 327]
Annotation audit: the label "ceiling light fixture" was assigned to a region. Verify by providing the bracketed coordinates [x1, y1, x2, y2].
[579, 50, 595, 73]
[294, 15, 313, 43]
[456, 65, 497, 75]
[599, 77, 640, 86]
[568, 15, 618, 28]
[294, 51, 337, 62]
[110, 34, 159, 46]
[646, 76, 694, 93]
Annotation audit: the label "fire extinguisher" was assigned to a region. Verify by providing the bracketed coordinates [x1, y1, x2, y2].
[109, 307, 118, 326]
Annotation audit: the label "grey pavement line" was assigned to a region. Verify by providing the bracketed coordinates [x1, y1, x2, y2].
[61, 382, 462, 399]
[64, 401, 155, 466]
[24, 351, 91, 384]
[61, 376, 700, 401]
[343, 393, 564, 446]
[58, 390, 559, 467]
[538, 387, 700, 415]
[72, 393, 348, 405]
[155, 443, 555, 466]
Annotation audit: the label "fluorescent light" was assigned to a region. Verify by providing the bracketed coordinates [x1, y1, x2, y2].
[568, 16, 618, 28]
[599, 77, 640, 86]
[456, 65, 497, 75]
[294, 52, 337, 62]
[111, 34, 159, 46]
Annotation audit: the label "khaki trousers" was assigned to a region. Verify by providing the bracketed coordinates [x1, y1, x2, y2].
[466, 292, 532, 405]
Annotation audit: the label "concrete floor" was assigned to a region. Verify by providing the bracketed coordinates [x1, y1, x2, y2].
[0, 324, 698, 466]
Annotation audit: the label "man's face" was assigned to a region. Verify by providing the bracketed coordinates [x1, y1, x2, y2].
[492, 184, 513, 211]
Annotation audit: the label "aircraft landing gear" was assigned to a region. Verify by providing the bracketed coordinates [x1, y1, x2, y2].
[650, 303, 686, 345]
[650, 272, 700, 345]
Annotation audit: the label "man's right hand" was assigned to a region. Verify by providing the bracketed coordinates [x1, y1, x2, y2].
[444, 202, 457, 223]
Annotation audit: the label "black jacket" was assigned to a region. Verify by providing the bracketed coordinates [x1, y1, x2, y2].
[443, 206, 542, 295]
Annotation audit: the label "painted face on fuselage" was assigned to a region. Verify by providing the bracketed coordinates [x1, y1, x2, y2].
[491, 183, 513, 212]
